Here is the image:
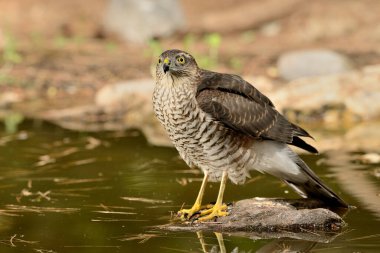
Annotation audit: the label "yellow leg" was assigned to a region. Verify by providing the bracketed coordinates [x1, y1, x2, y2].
[198, 171, 229, 222]
[177, 173, 208, 220]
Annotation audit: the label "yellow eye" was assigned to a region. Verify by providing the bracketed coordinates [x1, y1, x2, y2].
[177, 56, 185, 64]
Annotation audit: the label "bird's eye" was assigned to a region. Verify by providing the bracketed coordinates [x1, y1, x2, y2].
[177, 56, 185, 64]
[158, 58, 162, 64]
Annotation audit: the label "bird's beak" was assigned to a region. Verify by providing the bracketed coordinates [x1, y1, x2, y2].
[163, 57, 170, 74]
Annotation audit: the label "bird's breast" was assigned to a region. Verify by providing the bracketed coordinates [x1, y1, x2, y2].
[153, 84, 205, 142]
[152, 83, 255, 184]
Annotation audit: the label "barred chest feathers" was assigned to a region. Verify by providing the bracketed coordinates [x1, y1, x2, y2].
[153, 82, 205, 166]
[153, 81, 254, 184]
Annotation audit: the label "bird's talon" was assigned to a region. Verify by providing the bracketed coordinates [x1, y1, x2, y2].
[197, 203, 229, 222]
[177, 204, 202, 221]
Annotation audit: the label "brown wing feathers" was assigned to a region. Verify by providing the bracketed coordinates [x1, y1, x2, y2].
[196, 71, 318, 154]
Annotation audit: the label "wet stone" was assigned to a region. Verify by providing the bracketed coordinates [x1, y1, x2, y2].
[277, 49, 352, 80]
[160, 198, 346, 241]
[104, 0, 185, 42]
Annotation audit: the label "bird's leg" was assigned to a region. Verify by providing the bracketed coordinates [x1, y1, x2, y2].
[177, 173, 208, 220]
[197, 171, 228, 221]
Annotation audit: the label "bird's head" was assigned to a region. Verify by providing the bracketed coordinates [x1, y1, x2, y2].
[156, 49, 199, 82]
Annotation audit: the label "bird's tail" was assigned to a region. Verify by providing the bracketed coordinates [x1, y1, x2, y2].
[285, 158, 348, 208]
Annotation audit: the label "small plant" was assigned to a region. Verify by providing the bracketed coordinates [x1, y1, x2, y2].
[204, 33, 221, 62]
[146, 39, 163, 59]
[183, 33, 195, 51]
[229, 57, 243, 72]
[53, 35, 69, 48]
[0, 72, 16, 86]
[240, 30, 256, 43]
[30, 31, 44, 51]
[145, 39, 164, 76]
[4, 112, 24, 134]
[53, 34, 85, 49]
[197, 33, 222, 69]
[2, 32, 23, 64]
[105, 41, 118, 52]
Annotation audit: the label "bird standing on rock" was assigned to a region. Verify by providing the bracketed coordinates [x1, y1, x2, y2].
[152, 49, 348, 222]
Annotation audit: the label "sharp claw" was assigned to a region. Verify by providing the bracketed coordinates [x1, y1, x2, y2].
[190, 217, 198, 225]
[189, 211, 201, 219]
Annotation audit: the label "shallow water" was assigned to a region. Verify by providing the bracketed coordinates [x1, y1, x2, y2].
[0, 120, 379, 252]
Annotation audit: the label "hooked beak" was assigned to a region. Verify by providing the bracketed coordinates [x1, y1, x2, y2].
[163, 64, 170, 73]
[163, 57, 170, 74]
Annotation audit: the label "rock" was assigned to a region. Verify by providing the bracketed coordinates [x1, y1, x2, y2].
[96, 79, 171, 146]
[270, 65, 380, 123]
[374, 169, 380, 178]
[260, 21, 281, 37]
[160, 198, 346, 242]
[40, 79, 172, 146]
[243, 75, 275, 95]
[359, 153, 380, 164]
[104, 0, 185, 43]
[277, 49, 352, 80]
[95, 79, 154, 107]
[0, 91, 23, 108]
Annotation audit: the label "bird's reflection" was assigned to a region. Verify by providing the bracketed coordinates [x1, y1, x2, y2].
[196, 231, 324, 253]
[197, 232, 227, 253]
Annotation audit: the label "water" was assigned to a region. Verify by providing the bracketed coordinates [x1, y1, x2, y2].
[0, 120, 379, 252]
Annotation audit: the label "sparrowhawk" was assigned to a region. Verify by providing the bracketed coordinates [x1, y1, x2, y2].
[153, 49, 348, 221]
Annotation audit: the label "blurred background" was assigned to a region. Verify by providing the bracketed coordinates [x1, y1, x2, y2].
[0, 0, 380, 252]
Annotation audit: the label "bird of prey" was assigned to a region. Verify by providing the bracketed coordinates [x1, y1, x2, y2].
[153, 49, 348, 221]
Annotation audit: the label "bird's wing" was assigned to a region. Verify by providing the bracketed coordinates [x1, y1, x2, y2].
[196, 71, 318, 153]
